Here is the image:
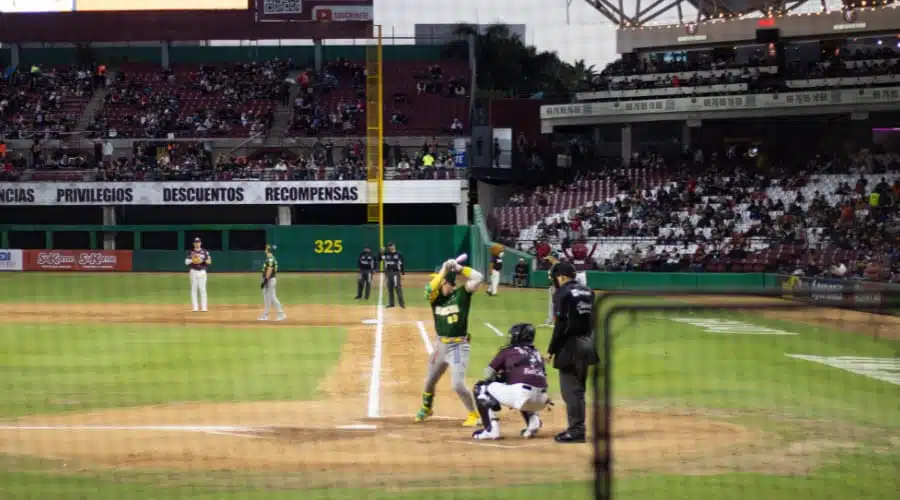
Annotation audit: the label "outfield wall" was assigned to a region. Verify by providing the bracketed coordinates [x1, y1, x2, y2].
[527, 271, 776, 290]
[0, 225, 469, 272]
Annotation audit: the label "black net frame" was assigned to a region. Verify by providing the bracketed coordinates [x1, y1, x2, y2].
[591, 288, 900, 500]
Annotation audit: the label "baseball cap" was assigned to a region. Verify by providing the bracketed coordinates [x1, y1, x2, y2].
[193, 237, 202, 243]
[555, 262, 577, 278]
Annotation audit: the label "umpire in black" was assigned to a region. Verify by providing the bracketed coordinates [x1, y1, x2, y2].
[547, 261, 598, 443]
[355, 247, 376, 300]
[380, 241, 405, 308]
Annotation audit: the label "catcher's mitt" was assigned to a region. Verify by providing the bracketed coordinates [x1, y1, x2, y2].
[490, 243, 505, 257]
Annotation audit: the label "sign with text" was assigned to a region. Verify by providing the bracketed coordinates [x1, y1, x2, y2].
[777, 274, 900, 315]
[23, 250, 133, 272]
[540, 87, 900, 120]
[0, 180, 464, 206]
[0, 249, 23, 271]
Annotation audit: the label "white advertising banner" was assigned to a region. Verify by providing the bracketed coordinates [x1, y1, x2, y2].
[0, 180, 464, 206]
[0, 249, 23, 271]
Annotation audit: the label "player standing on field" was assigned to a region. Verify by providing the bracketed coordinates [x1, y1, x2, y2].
[186, 237, 211, 312]
[355, 247, 376, 300]
[471, 323, 551, 440]
[487, 251, 503, 296]
[259, 244, 286, 322]
[380, 242, 405, 308]
[415, 258, 484, 427]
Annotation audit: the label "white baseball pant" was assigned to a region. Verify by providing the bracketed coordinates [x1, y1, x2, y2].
[489, 269, 500, 295]
[189, 269, 208, 312]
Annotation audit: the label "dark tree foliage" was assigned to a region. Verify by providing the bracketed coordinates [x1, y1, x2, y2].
[442, 23, 596, 100]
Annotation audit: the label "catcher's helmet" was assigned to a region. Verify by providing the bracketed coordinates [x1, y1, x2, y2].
[508, 323, 536, 346]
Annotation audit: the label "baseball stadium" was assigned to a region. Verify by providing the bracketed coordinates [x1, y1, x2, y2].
[0, 1, 899, 499]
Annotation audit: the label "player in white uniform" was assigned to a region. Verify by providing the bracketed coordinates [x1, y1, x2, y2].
[185, 237, 211, 312]
[487, 251, 503, 296]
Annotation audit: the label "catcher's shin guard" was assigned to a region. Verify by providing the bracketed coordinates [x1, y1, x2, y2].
[473, 382, 500, 431]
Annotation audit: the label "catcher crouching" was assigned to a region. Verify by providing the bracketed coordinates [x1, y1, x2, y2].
[472, 323, 551, 440]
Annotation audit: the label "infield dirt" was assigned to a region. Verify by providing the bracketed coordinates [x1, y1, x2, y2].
[0, 289, 880, 489]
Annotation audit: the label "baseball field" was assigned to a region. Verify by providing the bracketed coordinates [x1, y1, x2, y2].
[0, 272, 897, 499]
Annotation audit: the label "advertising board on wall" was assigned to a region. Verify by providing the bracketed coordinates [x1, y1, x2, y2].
[0, 249, 23, 271]
[23, 250, 133, 272]
[0, 180, 465, 206]
[778, 274, 899, 313]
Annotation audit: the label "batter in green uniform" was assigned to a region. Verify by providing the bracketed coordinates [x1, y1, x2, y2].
[415, 259, 484, 427]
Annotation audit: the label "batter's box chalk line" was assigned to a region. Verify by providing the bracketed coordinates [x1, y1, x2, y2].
[448, 439, 536, 449]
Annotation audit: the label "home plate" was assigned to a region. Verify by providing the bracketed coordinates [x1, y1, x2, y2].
[361, 319, 379, 325]
[337, 424, 377, 430]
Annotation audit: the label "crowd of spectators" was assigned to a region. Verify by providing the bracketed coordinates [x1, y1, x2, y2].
[86, 60, 288, 139]
[290, 59, 469, 137]
[97, 141, 214, 181]
[0, 65, 95, 140]
[497, 152, 900, 282]
[584, 44, 899, 98]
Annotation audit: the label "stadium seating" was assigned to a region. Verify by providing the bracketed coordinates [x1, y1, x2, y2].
[290, 59, 469, 137]
[0, 66, 93, 139]
[495, 157, 899, 280]
[86, 61, 285, 139]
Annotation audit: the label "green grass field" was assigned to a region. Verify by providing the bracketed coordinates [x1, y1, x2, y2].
[0, 273, 897, 499]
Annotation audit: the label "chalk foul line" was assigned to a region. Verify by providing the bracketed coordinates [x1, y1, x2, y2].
[416, 321, 434, 355]
[366, 272, 385, 418]
[484, 322, 505, 337]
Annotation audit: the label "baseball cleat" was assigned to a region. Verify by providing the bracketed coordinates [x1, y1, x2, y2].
[461, 412, 481, 427]
[472, 426, 500, 440]
[275, 313, 287, 322]
[554, 431, 586, 443]
[257, 315, 269, 321]
[521, 415, 542, 438]
[414, 407, 433, 422]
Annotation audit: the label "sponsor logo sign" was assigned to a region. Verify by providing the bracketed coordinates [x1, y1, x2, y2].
[0, 180, 463, 206]
[0, 249, 23, 271]
[24, 250, 133, 271]
[313, 5, 373, 21]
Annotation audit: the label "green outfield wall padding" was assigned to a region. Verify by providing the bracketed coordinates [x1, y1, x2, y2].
[528, 271, 772, 290]
[133, 250, 263, 273]
[268, 225, 469, 272]
[471, 206, 534, 283]
[129, 225, 469, 272]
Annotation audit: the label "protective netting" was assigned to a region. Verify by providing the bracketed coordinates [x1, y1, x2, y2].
[592, 290, 900, 500]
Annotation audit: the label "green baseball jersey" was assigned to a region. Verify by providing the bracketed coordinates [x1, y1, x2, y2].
[262, 255, 278, 278]
[431, 286, 473, 338]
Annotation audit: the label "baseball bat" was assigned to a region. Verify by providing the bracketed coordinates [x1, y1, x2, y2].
[455, 253, 468, 264]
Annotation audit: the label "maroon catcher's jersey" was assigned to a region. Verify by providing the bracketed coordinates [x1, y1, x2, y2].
[489, 346, 548, 388]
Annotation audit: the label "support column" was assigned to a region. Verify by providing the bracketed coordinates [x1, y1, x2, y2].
[11, 44, 20, 68]
[682, 121, 692, 152]
[102, 206, 116, 250]
[456, 203, 469, 225]
[277, 206, 292, 225]
[620, 125, 632, 165]
[313, 39, 323, 72]
[161, 42, 170, 70]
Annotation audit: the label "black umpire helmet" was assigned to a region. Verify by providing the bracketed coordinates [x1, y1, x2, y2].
[508, 323, 536, 346]
[552, 261, 577, 279]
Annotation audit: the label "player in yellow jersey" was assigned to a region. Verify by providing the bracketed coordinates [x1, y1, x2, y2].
[415, 258, 484, 427]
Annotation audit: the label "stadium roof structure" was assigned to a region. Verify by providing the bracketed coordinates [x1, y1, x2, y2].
[583, 0, 851, 27]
